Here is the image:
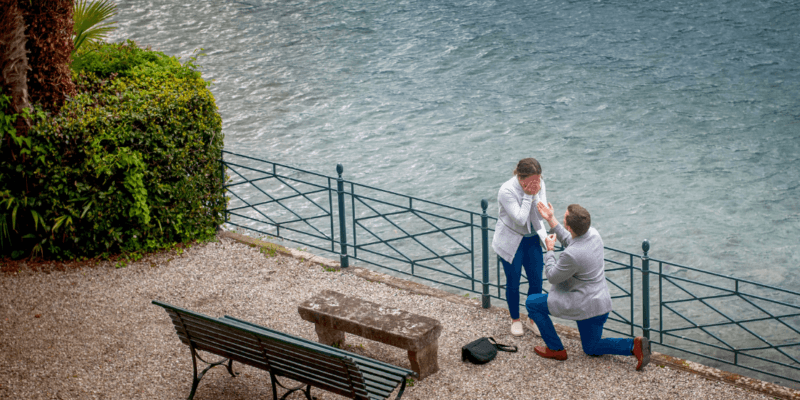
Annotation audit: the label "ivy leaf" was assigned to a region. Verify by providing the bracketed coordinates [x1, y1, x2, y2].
[31, 210, 41, 231]
[81, 200, 93, 218]
[53, 215, 72, 233]
[11, 205, 18, 230]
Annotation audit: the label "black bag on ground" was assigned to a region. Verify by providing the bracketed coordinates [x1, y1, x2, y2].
[461, 337, 518, 364]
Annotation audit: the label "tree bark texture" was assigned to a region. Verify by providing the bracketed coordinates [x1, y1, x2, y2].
[0, 0, 32, 116]
[19, 0, 76, 113]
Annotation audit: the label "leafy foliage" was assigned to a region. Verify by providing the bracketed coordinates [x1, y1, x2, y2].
[71, 39, 165, 78]
[0, 41, 225, 260]
[72, 0, 118, 64]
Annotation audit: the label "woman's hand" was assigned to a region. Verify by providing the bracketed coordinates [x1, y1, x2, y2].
[545, 234, 557, 251]
[519, 175, 541, 195]
[522, 181, 538, 195]
[537, 201, 557, 227]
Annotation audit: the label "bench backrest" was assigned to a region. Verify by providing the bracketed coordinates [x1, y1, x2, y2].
[223, 315, 414, 399]
[153, 300, 372, 399]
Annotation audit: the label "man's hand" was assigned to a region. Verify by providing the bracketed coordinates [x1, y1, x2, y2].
[545, 234, 557, 251]
[537, 201, 558, 228]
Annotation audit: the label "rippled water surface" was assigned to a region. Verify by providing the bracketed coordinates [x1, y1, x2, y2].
[109, 0, 800, 287]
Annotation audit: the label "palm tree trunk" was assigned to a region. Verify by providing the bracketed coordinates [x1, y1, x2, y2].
[19, 0, 76, 113]
[0, 0, 32, 117]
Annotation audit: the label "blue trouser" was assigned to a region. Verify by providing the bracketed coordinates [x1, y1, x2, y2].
[501, 235, 544, 320]
[526, 293, 634, 355]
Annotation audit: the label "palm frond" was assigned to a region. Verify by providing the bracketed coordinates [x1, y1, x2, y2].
[72, 0, 118, 53]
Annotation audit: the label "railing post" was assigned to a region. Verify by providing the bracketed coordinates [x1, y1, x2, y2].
[481, 199, 490, 309]
[641, 239, 650, 339]
[336, 164, 349, 268]
[220, 158, 227, 223]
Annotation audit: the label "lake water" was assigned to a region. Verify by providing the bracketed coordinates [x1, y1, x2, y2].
[107, 0, 800, 384]
[109, 0, 799, 287]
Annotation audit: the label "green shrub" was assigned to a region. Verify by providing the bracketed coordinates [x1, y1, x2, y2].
[71, 39, 167, 77]
[0, 41, 225, 260]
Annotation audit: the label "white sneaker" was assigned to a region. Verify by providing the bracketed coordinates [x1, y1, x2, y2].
[511, 321, 524, 336]
[523, 318, 541, 337]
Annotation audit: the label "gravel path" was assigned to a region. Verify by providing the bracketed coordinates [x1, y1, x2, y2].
[0, 235, 781, 400]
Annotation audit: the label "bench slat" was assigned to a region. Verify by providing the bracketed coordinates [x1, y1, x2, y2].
[260, 340, 359, 380]
[223, 316, 413, 380]
[173, 324, 265, 363]
[221, 317, 407, 392]
[179, 313, 262, 346]
[183, 332, 266, 366]
[153, 301, 413, 400]
[267, 358, 363, 397]
[173, 331, 269, 369]
[178, 320, 260, 351]
[254, 334, 370, 396]
[269, 366, 365, 399]
[171, 326, 192, 347]
[191, 341, 270, 370]
[181, 314, 366, 398]
[218, 318, 397, 397]
[260, 340, 352, 378]
[260, 347, 372, 398]
[162, 306, 271, 370]
[166, 312, 192, 345]
[223, 318, 408, 395]
[256, 336, 368, 398]
[223, 317, 400, 397]
[265, 354, 389, 400]
[178, 317, 263, 356]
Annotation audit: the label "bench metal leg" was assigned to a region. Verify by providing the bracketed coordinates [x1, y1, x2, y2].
[269, 371, 314, 400]
[394, 377, 408, 400]
[408, 341, 439, 380]
[187, 347, 238, 400]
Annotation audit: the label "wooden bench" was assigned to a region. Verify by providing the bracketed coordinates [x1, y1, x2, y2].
[298, 290, 442, 380]
[153, 300, 416, 400]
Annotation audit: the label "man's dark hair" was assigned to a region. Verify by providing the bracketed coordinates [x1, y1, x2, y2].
[566, 204, 591, 237]
[513, 158, 542, 179]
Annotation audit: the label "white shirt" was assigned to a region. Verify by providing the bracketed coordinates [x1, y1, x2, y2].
[492, 176, 548, 264]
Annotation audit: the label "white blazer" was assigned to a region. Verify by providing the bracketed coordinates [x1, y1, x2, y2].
[492, 176, 548, 264]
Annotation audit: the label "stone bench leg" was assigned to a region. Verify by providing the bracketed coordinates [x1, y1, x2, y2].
[408, 341, 439, 380]
[314, 323, 346, 348]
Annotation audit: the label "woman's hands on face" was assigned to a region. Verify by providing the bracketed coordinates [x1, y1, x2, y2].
[520, 175, 541, 195]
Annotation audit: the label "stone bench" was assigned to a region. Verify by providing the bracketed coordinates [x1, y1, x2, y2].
[298, 290, 443, 380]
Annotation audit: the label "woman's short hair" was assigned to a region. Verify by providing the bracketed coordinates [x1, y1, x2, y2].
[566, 204, 591, 237]
[513, 158, 542, 179]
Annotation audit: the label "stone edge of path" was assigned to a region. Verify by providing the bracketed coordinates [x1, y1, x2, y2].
[220, 230, 800, 400]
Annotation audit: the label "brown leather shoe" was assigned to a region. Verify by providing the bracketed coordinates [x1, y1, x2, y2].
[633, 337, 650, 371]
[534, 346, 568, 361]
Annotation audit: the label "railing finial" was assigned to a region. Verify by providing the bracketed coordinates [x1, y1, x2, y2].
[481, 198, 488, 212]
[336, 164, 343, 177]
[642, 239, 650, 257]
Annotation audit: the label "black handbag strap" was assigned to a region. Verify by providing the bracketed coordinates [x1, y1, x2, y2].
[488, 337, 518, 353]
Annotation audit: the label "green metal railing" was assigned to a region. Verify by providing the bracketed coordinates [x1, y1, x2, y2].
[221, 151, 800, 387]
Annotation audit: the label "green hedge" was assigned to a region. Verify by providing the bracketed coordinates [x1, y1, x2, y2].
[0, 40, 225, 260]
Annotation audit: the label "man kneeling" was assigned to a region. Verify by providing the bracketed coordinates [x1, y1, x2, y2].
[527, 202, 650, 370]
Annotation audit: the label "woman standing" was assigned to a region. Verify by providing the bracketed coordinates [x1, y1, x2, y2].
[492, 158, 548, 336]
